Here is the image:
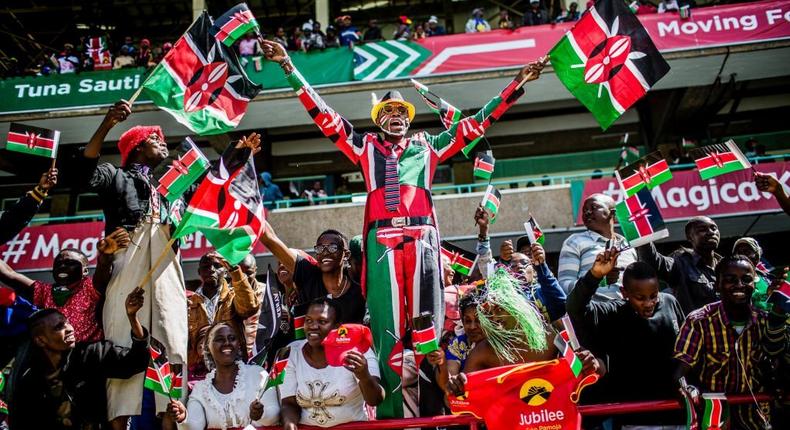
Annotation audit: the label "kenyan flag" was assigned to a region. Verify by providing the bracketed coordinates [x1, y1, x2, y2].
[679, 377, 699, 430]
[211, 3, 260, 47]
[525, 216, 545, 245]
[141, 11, 261, 135]
[558, 330, 583, 377]
[173, 144, 264, 265]
[474, 151, 495, 180]
[293, 314, 306, 340]
[441, 240, 477, 276]
[144, 337, 176, 398]
[411, 79, 482, 157]
[690, 140, 751, 180]
[700, 393, 729, 430]
[412, 313, 439, 355]
[615, 188, 669, 248]
[616, 151, 673, 197]
[549, 0, 669, 130]
[5, 123, 60, 158]
[481, 185, 501, 222]
[265, 346, 290, 390]
[156, 137, 210, 202]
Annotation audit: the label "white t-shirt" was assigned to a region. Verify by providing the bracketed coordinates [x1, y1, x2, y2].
[280, 340, 380, 427]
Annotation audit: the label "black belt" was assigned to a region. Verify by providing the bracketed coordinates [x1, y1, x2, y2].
[368, 216, 434, 230]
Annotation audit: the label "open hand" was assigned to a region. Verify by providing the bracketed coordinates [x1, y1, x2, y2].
[38, 167, 58, 191]
[98, 228, 131, 255]
[249, 399, 264, 421]
[236, 132, 261, 156]
[260, 39, 289, 63]
[103, 100, 132, 128]
[125, 287, 145, 317]
[343, 350, 370, 379]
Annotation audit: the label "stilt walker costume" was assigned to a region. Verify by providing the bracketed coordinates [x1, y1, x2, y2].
[263, 40, 544, 418]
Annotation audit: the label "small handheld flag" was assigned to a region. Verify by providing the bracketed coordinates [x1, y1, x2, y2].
[441, 240, 478, 276]
[679, 377, 699, 430]
[6, 123, 60, 158]
[156, 137, 210, 202]
[524, 216, 545, 245]
[700, 393, 729, 430]
[211, 3, 260, 47]
[293, 314, 306, 340]
[616, 151, 673, 197]
[264, 346, 290, 391]
[481, 185, 501, 222]
[144, 337, 177, 399]
[412, 312, 440, 355]
[411, 79, 483, 157]
[473, 151, 495, 180]
[615, 188, 669, 248]
[689, 140, 752, 180]
[549, 0, 670, 130]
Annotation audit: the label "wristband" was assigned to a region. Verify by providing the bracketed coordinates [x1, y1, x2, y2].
[478, 234, 489, 242]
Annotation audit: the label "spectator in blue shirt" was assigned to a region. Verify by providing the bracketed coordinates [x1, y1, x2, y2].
[337, 15, 361, 48]
[426, 16, 446, 36]
[259, 171, 283, 209]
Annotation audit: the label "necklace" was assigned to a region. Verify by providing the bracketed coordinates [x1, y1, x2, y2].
[327, 276, 349, 299]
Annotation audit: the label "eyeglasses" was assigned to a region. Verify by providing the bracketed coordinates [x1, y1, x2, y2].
[382, 104, 409, 115]
[314, 244, 340, 254]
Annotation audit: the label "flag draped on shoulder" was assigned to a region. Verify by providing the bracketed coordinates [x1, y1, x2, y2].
[615, 188, 669, 247]
[156, 137, 210, 202]
[616, 151, 672, 197]
[441, 240, 478, 276]
[549, 0, 669, 130]
[6, 123, 60, 158]
[411, 79, 482, 157]
[173, 144, 264, 265]
[481, 185, 501, 222]
[474, 151, 495, 180]
[249, 266, 285, 366]
[211, 3, 260, 47]
[689, 140, 751, 180]
[141, 11, 261, 135]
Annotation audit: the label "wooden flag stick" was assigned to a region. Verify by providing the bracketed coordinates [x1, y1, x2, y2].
[51, 157, 57, 170]
[127, 84, 146, 106]
[138, 237, 177, 290]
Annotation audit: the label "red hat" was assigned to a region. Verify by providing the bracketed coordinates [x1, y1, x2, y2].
[322, 324, 373, 367]
[118, 125, 164, 167]
[0, 286, 16, 307]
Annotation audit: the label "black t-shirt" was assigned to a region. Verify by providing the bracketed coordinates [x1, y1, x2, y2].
[292, 255, 366, 324]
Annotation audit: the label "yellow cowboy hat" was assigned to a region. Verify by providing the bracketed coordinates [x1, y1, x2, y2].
[370, 90, 415, 123]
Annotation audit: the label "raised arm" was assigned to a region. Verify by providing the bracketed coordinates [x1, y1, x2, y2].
[229, 265, 261, 319]
[261, 40, 365, 165]
[531, 243, 567, 322]
[426, 58, 547, 162]
[259, 220, 298, 273]
[474, 205, 493, 278]
[636, 242, 676, 281]
[566, 250, 620, 325]
[0, 258, 35, 298]
[84, 101, 131, 159]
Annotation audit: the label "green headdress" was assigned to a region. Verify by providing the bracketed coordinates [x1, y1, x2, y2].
[476, 268, 548, 363]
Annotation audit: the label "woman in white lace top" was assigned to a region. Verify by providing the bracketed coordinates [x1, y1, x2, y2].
[166, 322, 280, 429]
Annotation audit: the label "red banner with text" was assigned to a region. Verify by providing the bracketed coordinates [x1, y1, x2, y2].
[576, 161, 790, 225]
[412, 0, 790, 76]
[0, 221, 267, 272]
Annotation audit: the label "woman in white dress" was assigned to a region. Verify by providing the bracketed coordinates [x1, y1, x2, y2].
[281, 298, 384, 429]
[166, 322, 280, 429]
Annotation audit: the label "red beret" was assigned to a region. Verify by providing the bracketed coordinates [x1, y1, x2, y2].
[118, 125, 164, 167]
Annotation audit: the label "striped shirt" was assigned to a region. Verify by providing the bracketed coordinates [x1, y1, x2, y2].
[557, 230, 636, 299]
[674, 301, 786, 429]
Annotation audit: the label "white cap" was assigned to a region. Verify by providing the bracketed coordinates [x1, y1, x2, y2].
[428, 15, 439, 23]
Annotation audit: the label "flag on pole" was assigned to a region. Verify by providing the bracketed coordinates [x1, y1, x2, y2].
[413, 313, 440, 355]
[524, 216, 545, 245]
[700, 393, 729, 430]
[616, 151, 673, 197]
[615, 188, 669, 247]
[249, 266, 285, 365]
[481, 185, 501, 222]
[141, 11, 261, 135]
[156, 137, 210, 202]
[211, 3, 260, 47]
[441, 240, 478, 276]
[689, 140, 752, 180]
[144, 337, 176, 398]
[411, 79, 483, 157]
[293, 314, 306, 340]
[557, 330, 583, 377]
[86, 37, 113, 70]
[474, 151, 495, 180]
[5, 123, 60, 158]
[173, 144, 264, 265]
[679, 377, 700, 430]
[768, 277, 790, 313]
[265, 346, 290, 390]
[549, 0, 670, 130]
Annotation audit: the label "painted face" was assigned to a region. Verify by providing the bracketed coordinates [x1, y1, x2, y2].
[717, 260, 755, 306]
[377, 103, 410, 137]
[314, 233, 346, 273]
[52, 250, 87, 287]
[208, 325, 241, 367]
[462, 306, 484, 344]
[622, 277, 660, 318]
[304, 303, 338, 347]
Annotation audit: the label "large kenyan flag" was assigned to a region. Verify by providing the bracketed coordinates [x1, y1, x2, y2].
[173, 144, 264, 265]
[616, 151, 672, 197]
[550, 0, 670, 130]
[615, 188, 669, 248]
[141, 11, 261, 135]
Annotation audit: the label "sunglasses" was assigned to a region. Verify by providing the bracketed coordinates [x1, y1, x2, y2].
[314, 244, 340, 254]
[382, 104, 409, 115]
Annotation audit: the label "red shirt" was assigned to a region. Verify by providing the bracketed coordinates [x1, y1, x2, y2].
[33, 278, 103, 342]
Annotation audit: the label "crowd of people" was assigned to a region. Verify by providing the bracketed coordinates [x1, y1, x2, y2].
[0, 29, 789, 430]
[4, 0, 703, 78]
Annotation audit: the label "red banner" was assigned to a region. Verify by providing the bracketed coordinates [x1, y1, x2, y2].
[0, 221, 267, 272]
[413, 0, 790, 76]
[577, 161, 790, 225]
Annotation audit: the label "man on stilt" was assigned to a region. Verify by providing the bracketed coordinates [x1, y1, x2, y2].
[261, 39, 546, 418]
